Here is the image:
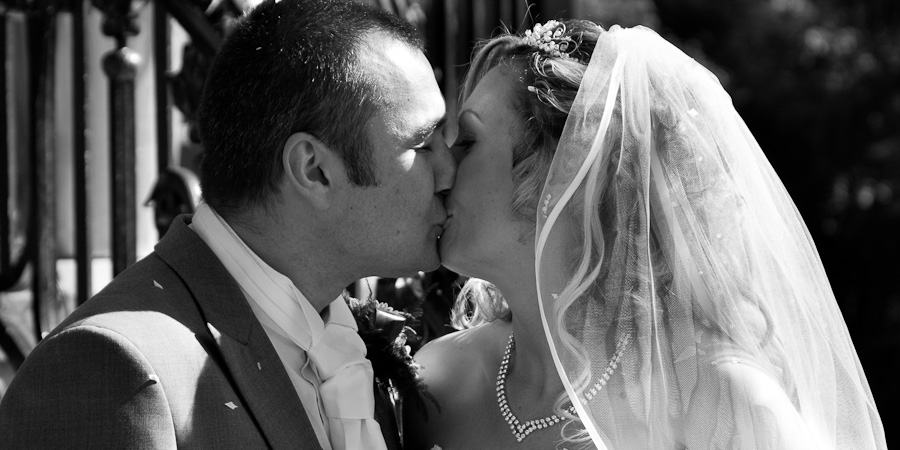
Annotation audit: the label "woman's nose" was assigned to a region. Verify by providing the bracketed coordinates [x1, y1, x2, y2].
[433, 138, 457, 197]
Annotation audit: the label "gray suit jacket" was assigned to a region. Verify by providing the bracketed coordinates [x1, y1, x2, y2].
[0, 215, 321, 449]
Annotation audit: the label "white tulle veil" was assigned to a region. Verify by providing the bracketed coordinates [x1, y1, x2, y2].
[535, 25, 886, 449]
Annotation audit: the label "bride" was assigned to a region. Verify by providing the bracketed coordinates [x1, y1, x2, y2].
[402, 20, 886, 450]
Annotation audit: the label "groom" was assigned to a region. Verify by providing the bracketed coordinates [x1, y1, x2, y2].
[0, 0, 452, 448]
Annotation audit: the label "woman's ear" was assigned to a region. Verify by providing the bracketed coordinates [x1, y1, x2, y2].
[282, 132, 343, 210]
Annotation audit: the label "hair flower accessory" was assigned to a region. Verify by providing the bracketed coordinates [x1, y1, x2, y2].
[522, 20, 574, 60]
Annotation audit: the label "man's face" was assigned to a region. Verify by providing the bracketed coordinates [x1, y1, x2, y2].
[340, 34, 454, 277]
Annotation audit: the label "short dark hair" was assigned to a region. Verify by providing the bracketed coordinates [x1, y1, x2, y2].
[197, 0, 423, 217]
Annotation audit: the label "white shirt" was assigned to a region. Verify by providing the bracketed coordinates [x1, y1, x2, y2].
[191, 202, 373, 450]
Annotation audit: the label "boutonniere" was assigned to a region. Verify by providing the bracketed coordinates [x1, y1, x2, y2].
[344, 292, 438, 410]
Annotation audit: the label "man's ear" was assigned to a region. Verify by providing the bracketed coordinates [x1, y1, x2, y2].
[282, 132, 343, 210]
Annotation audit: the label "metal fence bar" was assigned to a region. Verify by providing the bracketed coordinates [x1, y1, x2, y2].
[1, 7, 9, 273]
[0, 6, 26, 369]
[72, 0, 90, 305]
[32, 11, 59, 337]
[154, 2, 169, 176]
[106, 48, 138, 277]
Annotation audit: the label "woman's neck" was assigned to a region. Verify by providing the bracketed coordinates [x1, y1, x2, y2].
[491, 275, 567, 402]
[509, 316, 567, 401]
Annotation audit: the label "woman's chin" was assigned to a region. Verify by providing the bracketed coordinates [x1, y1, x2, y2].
[438, 239, 460, 271]
[438, 238, 471, 275]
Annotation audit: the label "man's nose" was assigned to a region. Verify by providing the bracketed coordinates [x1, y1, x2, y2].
[433, 137, 456, 197]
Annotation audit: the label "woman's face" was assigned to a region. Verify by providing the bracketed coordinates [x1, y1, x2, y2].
[440, 66, 535, 280]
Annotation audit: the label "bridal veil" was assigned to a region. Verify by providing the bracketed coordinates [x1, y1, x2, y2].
[535, 25, 886, 450]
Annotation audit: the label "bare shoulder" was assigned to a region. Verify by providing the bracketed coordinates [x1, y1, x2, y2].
[414, 321, 510, 381]
[684, 358, 817, 449]
[403, 321, 510, 449]
[699, 359, 802, 415]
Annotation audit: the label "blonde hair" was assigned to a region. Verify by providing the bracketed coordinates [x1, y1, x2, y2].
[452, 20, 606, 329]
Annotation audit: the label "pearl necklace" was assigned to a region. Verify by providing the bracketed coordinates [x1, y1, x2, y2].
[496, 331, 632, 442]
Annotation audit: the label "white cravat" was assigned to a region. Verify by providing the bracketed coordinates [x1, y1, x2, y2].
[191, 203, 387, 450]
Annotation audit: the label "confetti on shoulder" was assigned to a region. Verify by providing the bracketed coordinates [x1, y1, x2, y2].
[153, 280, 163, 289]
[225, 401, 238, 410]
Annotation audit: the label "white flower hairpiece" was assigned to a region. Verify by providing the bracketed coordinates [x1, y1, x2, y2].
[522, 20, 574, 60]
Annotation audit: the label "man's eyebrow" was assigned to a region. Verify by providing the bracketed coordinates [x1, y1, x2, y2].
[411, 116, 448, 143]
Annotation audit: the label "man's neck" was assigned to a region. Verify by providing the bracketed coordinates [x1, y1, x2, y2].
[227, 213, 350, 314]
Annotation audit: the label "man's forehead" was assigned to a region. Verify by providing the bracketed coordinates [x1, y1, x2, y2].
[359, 34, 432, 94]
[409, 115, 448, 142]
[359, 33, 445, 136]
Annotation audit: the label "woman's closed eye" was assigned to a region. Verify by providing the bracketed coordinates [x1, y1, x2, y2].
[452, 139, 474, 150]
[450, 139, 474, 161]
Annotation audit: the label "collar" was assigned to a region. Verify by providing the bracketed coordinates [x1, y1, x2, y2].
[190, 202, 356, 350]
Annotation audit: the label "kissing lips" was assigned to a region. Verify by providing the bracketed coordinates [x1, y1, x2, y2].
[437, 215, 452, 240]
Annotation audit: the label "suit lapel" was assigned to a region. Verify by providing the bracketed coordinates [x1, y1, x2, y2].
[204, 321, 321, 450]
[156, 215, 322, 450]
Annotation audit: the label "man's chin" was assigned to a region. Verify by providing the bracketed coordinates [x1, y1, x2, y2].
[419, 253, 442, 274]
